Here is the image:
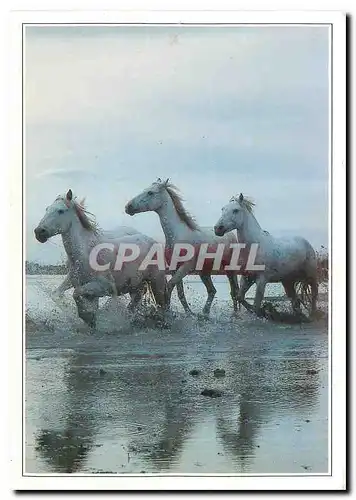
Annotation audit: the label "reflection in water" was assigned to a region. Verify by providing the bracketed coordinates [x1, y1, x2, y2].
[137, 391, 196, 470]
[215, 350, 322, 471]
[33, 349, 201, 473]
[34, 354, 98, 473]
[140, 406, 189, 468]
[217, 396, 265, 470]
[35, 427, 92, 473]
[29, 316, 327, 473]
[215, 356, 271, 471]
[108, 362, 200, 471]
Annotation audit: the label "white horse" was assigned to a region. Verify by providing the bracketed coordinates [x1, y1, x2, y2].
[214, 193, 318, 317]
[125, 179, 239, 316]
[34, 190, 167, 327]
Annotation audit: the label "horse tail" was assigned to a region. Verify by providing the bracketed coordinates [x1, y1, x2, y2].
[296, 281, 312, 309]
[316, 253, 328, 286]
[303, 239, 318, 276]
[146, 272, 168, 310]
[142, 281, 158, 308]
[303, 240, 319, 315]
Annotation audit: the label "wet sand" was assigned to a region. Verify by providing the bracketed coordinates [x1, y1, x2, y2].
[25, 276, 328, 475]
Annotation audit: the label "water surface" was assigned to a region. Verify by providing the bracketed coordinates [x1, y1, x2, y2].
[25, 275, 328, 475]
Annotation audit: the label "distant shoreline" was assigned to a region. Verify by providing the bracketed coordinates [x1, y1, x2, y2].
[25, 261, 67, 275]
[25, 273, 328, 304]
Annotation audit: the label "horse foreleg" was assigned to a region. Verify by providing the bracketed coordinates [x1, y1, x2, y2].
[99, 271, 118, 298]
[73, 289, 99, 328]
[167, 271, 191, 313]
[73, 278, 113, 328]
[166, 261, 194, 308]
[239, 276, 256, 312]
[146, 272, 168, 320]
[254, 276, 267, 317]
[226, 272, 239, 313]
[52, 273, 73, 298]
[175, 278, 193, 314]
[199, 274, 217, 317]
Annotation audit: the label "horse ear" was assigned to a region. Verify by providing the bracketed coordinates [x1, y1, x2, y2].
[66, 189, 73, 201]
[157, 177, 162, 183]
[239, 193, 244, 202]
[164, 178, 170, 185]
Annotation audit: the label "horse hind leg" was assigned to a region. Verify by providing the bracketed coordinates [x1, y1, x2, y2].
[226, 271, 239, 313]
[199, 273, 217, 317]
[238, 275, 256, 313]
[282, 279, 302, 315]
[176, 280, 193, 314]
[254, 275, 267, 317]
[149, 272, 168, 314]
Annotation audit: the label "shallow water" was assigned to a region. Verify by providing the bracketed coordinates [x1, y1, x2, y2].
[25, 275, 329, 475]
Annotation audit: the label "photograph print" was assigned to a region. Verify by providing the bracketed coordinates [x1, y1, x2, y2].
[24, 22, 332, 479]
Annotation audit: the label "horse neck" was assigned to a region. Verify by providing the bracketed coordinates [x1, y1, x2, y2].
[156, 192, 194, 246]
[61, 217, 97, 269]
[238, 210, 266, 245]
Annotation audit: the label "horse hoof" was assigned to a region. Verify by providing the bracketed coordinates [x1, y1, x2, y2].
[310, 309, 325, 320]
[51, 291, 63, 301]
[80, 312, 96, 329]
[76, 323, 94, 334]
[156, 319, 170, 329]
[198, 312, 210, 321]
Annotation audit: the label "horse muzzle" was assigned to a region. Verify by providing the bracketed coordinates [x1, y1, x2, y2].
[34, 226, 49, 243]
[214, 224, 226, 236]
[125, 203, 137, 216]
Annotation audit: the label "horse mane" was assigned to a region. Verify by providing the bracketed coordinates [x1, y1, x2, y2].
[74, 201, 100, 233]
[230, 194, 256, 213]
[163, 183, 199, 231]
[56, 195, 100, 234]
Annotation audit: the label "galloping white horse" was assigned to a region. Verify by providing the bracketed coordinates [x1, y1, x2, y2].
[125, 179, 239, 316]
[214, 193, 318, 317]
[34, 189, 167, 327]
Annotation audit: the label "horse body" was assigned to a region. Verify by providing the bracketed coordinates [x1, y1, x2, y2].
[100, 233, 166, 296]
[214, 193, 318, 316]
[125, 179, 239, 316]
[34, 190, 166, 327]
[259, 236, 317, 282]
[54, 225, 140, 297]
[163, 234, 237, 275]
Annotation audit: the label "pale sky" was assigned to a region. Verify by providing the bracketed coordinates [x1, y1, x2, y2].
[25, 25, 329, 264]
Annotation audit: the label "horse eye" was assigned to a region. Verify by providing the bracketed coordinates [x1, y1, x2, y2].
[147, 191, 154, 196]
[232, 209, 239, 214]
[58, 209, 64, 214]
